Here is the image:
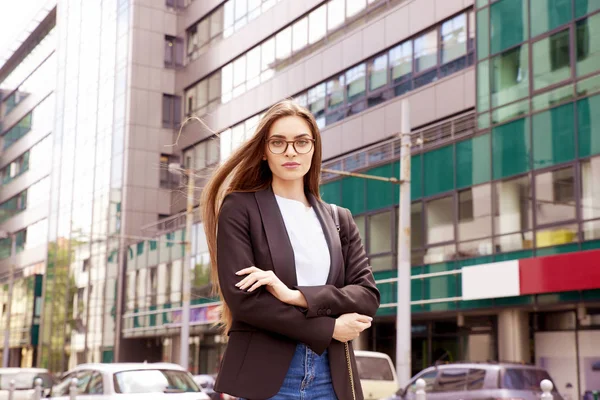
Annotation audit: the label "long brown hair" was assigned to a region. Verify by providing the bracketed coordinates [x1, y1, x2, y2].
[201, 100, 323, 331]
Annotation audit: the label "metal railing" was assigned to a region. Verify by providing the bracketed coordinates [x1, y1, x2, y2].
[412, 378, 556, 400]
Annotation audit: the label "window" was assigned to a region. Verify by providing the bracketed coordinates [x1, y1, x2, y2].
[535, 167, 576, 226]
[159, 154, 178, 189]
[368, 211, 392, 255]
[165, 0, 184, 9]
[441, 13, 467, 65]
[491, 45, 529, 108]
[532, 29, 571, 91]
[494, 175, 532, 237]
[492, 118, 531, 179]
[490, 0, 528, 54]
[292, 17, 308, 53]
[164, 36, 183, 68]
[577, 93, 600, 158]
[411, 202, 424, 249]
[114, 369, 199, 394]
[389, 41, 412, 83]
[414, 30, 438, 72]
[434, 368, 468, 392]
[308, 83, 326, 127]
[532, 102, 575, 169]
[409, 371, 437, 393]
[309, 5, 327, 44]
[576, 0, 600, 18]
[246, 47, 261, 90]
[456, 134, 491, 188]
[466, 369, 486, 390]
[460, 184, 493, 244]
[328, 0, 345, 31]
[581, 156, 600, 223]
[426, 196, 455, 245]
[86, 372, 104, 394]
[346, 63, 366, 103]
[275, 27, 292, 62]
[369, 54, 388, 91]
[530, 0, 572, 38]
[162, 94, 181, 129]
[424, 145, 454, 196]
[576, 13, 600, 77]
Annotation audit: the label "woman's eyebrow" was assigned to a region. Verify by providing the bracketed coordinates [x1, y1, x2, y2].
[269, 133, 311, 139]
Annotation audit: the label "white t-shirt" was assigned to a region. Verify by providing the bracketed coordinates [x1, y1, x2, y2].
[275, 195, 331, 286]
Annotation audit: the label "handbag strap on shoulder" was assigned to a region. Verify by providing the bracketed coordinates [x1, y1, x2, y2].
[330, 204, 340, 233]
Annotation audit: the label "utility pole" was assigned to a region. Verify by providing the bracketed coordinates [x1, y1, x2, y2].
[169, 163, 195, 370]
[322, 99, 412, 385]
[396, 99, 412, 386]
[3, 233, 16, 368]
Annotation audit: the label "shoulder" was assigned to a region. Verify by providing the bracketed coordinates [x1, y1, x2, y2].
[219, 191, 255, 220]
[319, 199, 353, 226]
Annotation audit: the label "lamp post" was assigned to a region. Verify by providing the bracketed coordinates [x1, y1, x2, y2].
[0, 231, 16, 368]
[322, 99, 411, 385]
[168, 163, 195, 370]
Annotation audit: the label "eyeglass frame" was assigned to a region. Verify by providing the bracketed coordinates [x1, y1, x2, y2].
[266, 138, 316, 155]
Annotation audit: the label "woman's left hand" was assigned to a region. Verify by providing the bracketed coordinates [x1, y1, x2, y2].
[236, 266, 307, 307]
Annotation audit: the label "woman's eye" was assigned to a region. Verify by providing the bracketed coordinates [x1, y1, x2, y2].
[271, 140, 284, 146]
[296, 140, 309, 147]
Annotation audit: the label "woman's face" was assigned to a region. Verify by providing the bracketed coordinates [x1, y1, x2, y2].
[264, 115, 315, 184]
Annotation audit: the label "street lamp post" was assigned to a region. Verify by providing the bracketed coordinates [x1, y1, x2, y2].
[1, 233, 16, 368]
[322, 99, 412, 385]
[168, 163, 195, 371]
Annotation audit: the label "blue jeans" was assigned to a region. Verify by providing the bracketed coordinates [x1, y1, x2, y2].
[242, 343, 338, 400]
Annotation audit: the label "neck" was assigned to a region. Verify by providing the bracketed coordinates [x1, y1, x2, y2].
[271, 177, 308, 204]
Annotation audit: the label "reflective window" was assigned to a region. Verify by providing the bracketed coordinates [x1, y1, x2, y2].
[346, 0, 366, 18]
[532, 102, 575, 169]
[490, 0, 528, 54]
[327, 75, 345, 110]
[261, 37, 276, 82]
[414, 30, 438, 72]
[434, 369, 468, 392]
[276, 27, 292, 61]
[368, 211, 392, 254]
[494, 175, 532, 236]
[355, 355, 394, 381]
[292, 17, 308, 53]
[575, 0, 600, 18]
[162, 94, 181, 128]
[441, 13, 467, 64]
[346, 63, 366, 103]
[411, 202, 424, 249]
[409, 371, 438, 393]
[530, 0, 572, 38]
[246, 47, 261, 90]
[369, 54, 388, 91]
[459, 184, 492, 241]
[309, 5, 327, 44]
[576, 13, 600, 77]
[2, 94, 54, 150]
[491, 45, 529, 108]
[535, 167, 576, 226]
[532, 29, 571, 91]
[328, 0, 345, 31]
[389, 41, 412, 83]
[581, 157, 600, 222]
[426, 196, 455, 245]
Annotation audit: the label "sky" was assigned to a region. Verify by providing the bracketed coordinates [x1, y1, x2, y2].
[0, 0, 50, 69]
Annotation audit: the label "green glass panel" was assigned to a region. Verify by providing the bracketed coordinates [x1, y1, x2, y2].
[366, 164, 394, 211]
[478, 60, 490, 111]
[341, 177, 365, 214]
[455, 255, 495, 268]
[582, 239, 600, 250]
[576, 73, 600, 97]
[476, 0, 488, 7]
[411, 155, 422, 200]
[376, 307, 397, 317]
[575, 0, 600, 18]
[577, 94, 600, 157]
[490, 0, 528, 54]
[491, 45, 530, 108]
[576, 14, 600, 77]
[533, 30, 572, 91]
[423, 275, 459, 300]
[532, 102, 576, 169]
[478, 112, 491, 129]
[537, 291, 580, 305]
[423, 301, 458, 312]
[531, 0, 573, 38]
[532, 84, 574, 111]
[412, 279, 423, 302]
[477, 8, 490, 60]
[582, 289, 600, 301]
[423, 145, 454, 196]
[456, 134, 491, 188]
[536, 243, 580, 256]
[491, 98, 530, 125]
[494, 295, 534, 306]
[423, 261, 457, 274]
[320, 180, 341, 205]
[459, 299, 495, 309]
[494, 249, 534, 261]
[492, 117, 531, 179]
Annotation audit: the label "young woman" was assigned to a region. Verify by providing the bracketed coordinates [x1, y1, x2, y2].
[201, 100, 380, 400]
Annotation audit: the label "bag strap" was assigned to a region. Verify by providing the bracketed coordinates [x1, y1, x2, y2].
[330, 204, 341, 234]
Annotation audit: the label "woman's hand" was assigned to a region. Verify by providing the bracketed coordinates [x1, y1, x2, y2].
[236, 266, 308, 307]
[332, 313, 372, 342]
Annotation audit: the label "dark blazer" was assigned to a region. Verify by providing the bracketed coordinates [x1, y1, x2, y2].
[213, 187, 381, 400]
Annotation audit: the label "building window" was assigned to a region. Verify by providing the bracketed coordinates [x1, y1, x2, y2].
[535, 166, 576, 227]
[490, 45, 529, 108]
[162, 94, 181, 129]
[164, 36, 183, 68]
[459, 184, 493, 242]
[576, 13, 600, 78]
[426, 196, 455, 245]
[165, 0, 184, 10]
[159, 154, 179, 189]
[532, 29, 571, 91]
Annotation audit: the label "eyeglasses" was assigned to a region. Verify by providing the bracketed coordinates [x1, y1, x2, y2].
[267, 138, 315, 155]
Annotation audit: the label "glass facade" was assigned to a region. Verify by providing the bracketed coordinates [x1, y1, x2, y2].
[39, 0, 129, 372]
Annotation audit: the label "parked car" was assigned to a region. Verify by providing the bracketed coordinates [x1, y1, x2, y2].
[50, 363, 210, 399]
[0, 368, 55, 400]
[354, 351, 399, 400]
[384, 362, 564, 400]
[192, 375, 237, 400]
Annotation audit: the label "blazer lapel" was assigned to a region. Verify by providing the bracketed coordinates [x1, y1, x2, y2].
[307, 193, 343, 285]
[254, 188, 298, 288]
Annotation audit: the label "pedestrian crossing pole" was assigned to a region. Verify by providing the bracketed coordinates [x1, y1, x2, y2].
[396, 99, 412, 386]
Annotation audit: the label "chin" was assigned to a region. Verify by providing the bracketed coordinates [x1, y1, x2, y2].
[274, 168, 308, 182]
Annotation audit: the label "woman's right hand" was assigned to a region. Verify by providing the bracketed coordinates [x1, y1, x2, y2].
[332, 313, 373, 342]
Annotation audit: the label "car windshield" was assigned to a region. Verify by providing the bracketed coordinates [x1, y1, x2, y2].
[114, 369, 200, 394]
[355, 356, 394, 381]
[502, 368, 557, 392]
[0, 372, 53, 390]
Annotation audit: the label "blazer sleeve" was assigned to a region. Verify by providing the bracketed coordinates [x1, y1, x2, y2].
[295, 207, 381, 318]
[216, 193, 335, 354]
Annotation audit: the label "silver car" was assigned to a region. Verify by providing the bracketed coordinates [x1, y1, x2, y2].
[386, 362, 564, 400]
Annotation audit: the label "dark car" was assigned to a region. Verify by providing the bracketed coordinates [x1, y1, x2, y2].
[384, 362, 564, 400]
